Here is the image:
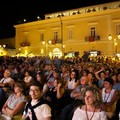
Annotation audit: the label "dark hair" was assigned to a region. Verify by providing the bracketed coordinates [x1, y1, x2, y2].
[54, 69, 61, 74]
[30, 81, 43, 91]
[99, 71, 105, 77]
[111, 73, 117, 77]
[104, 77, 114, 86]
[70, 70, 79, 82]
[55, 78, 64, 87]
[83, 69, 89, 75]
[14, 66, 20, 73]
[25, 70, 31, 76]
[106, 68, 112, 74]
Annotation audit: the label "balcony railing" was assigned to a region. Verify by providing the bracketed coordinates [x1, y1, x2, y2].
[52, 39, 62, 44]
[20, 42, 30, 47]
[85, 36, 100, 42]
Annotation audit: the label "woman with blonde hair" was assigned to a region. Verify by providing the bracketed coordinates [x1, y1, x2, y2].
[72, 86, 107, 120]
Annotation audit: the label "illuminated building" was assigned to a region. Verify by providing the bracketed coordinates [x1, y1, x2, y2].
[14, 1, 120, 57]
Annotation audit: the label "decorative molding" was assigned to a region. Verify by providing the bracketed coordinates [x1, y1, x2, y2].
[112, 19, 120, 23]
[38, 29, 45, 32]
[88, 22, 98, 26]
[22, 32, 29, 35]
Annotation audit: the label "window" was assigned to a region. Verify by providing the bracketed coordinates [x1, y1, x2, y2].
[54, 32, 58, 40]
[68, 29, 73, 39]
[40, 33, 44, 41]
[115, 24, 120, 35]
[91, 27, 96, 36]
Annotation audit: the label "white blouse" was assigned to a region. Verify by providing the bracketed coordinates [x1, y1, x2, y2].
[68, 79, 77, 89]
[102, 88, 115, 103]
[72, 107, 107, 120]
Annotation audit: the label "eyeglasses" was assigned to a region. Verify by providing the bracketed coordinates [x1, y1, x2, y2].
[71, 73, 75, 75]
[29, 89, 40, 93]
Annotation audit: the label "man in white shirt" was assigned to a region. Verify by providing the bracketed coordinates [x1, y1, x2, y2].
[22, 81, 52, 120]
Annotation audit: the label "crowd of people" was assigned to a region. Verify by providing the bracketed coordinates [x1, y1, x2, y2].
[0, 55, 120, 120]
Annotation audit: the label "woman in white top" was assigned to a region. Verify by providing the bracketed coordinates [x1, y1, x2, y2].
[65, 70, 79, 97]
[65, 70, 79, 90]
[72, 86, 107, 120]
[101, 77, 118, 118]
[24, 70, 33, 87]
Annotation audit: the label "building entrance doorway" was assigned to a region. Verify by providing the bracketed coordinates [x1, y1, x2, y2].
[52, 48, 62, 58]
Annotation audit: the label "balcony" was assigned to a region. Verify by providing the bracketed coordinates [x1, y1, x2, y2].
[52, 39, 62, 44]
[85, 36, 100, 42]
[20, 42, 30, 47]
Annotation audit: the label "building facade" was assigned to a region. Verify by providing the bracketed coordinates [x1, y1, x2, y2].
[0, 37, 15, 56]
[14, 1, 120, 58]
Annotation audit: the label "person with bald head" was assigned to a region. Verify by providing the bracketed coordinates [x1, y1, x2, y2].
[0, 69, 14, 89]
[70, 76, 88, 100]
[0, 69, 15, 110]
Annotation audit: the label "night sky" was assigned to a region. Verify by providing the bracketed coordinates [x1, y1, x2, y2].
[0, 0, 118, 39]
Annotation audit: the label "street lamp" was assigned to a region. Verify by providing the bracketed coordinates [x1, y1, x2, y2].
[42, 40, 52, 56]
[108, 34, 120, 56]
[0, 44, 6, 56]
[0, 44, 6, 48]
[59, 14, 64, 57]
[23, 19, 26, 22]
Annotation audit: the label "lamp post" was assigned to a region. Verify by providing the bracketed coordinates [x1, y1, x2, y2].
[108, 34, 120, 56]
[59, 14, 64, 57]
[42, 40, 52, 56]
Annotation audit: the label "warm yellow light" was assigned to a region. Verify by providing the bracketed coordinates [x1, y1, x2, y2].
[41, 49, 44, 54]
[23, 19, 26, 22]
[63, 45, 65, 48]
[48, 40, 52, 44]
[114, 41, 117, 46]
[25, 50, 28, 56]
[118, 33, 120, 39]
[49, 52, 52, 58]
[42, 41, 45, 45]
[108, 34, 112, 40]
[3, 45, 6, 48]
[37, 16, 40, 19]
[19, 48, 21, 51]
